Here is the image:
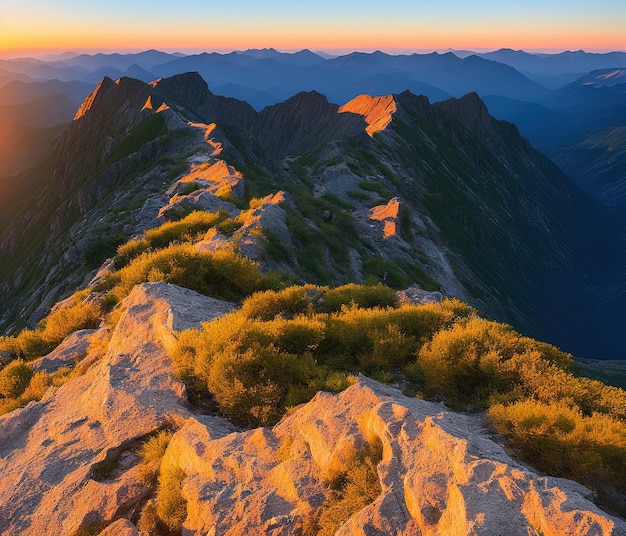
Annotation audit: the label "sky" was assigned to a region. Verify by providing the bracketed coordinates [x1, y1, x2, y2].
[1, 0, 625, 57]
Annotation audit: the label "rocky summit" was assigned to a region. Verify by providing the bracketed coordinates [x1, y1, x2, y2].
[1, 282, 624, 535]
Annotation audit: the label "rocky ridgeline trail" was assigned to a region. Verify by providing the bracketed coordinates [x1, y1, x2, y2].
[0, 283, 236, 535]
[131, 134, 424, 280]
[1, 283, 625, 535]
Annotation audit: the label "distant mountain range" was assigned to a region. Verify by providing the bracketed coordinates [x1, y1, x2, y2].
[1, 47, 624, 180]
[482, 68, 626, 217]
[454, 48, 626, 88]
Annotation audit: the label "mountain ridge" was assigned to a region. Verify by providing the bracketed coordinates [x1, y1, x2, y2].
[2, 70, 626, 534]
[1, 72, 624, 359]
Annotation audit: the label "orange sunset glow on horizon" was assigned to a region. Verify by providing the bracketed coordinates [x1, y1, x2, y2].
[1, 0, 625, 57]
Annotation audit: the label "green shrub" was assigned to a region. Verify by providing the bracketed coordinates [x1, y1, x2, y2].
[1, 296, 101, 361]
[315, 283, 396, 313]
[490, 400, 626, 493]
[108, 244, 266, 302]
[414, 318, 572, 407]
[115, 237, 150, 267]
[306, 437, 383, 535]
[40, 300, 101, 347]
[20, 371, 51, 403]
[0, 397, 22, 416]
[137, 499, 177, 536]
[115, 210, 229, 267]
[207, 344, 320, 426]
[155, 464, 187, 531]
[241, 285, 316, 320]
[0, 361, 34, 399]
[240, 284, 397, 321]
[215, 217, 243, 234]
[139, 430, 173, 485]
[144, 211, 227, 249]
[0, 330, 50, 360]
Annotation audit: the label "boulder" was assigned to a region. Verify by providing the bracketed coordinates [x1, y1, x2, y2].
[396, 284, 444, 305]
[172, 376, 626, 535]
[30, 329, 97, 374]
[0, 283, 235, 536]
[97, 518, 140, 536]
[194, 228, 231, 253]
[158, 189, 240, 220]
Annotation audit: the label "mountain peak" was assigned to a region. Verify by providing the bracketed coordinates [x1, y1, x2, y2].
[73, 76, 114, 120]
[286, 90, 329, 105]
[339, 93, 397, 136]
[73, 75, 146, 121]
[434, 92, 494, 136]
[151, 71, 210, 93]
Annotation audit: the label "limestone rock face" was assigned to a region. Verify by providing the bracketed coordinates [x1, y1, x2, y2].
[172, 377, 626, 536]
[0, 283, 235, 536]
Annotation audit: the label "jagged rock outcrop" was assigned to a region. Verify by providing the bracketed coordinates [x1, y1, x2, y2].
[3, 281, 623, 535]
[339, 94, 397, 136]
[158, 159, 243, 220]
[165, 376, 626, 535]
[368, 196, 403, 239]
[30, 328, 96, 373]
[170, 160, 245, 199]
[0, 283, 236, 536]
[235, 190, 294, 261]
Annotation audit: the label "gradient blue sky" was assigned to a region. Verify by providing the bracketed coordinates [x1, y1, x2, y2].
[1, 0, 625, 56]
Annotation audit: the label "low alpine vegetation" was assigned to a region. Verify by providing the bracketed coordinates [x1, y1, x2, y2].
[115, 210, 232, 268]
[171, 285, 471, 426]
[104, 243, 269, 304]
[170, 283, 626, 513]
[0, 292, 101, 361]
